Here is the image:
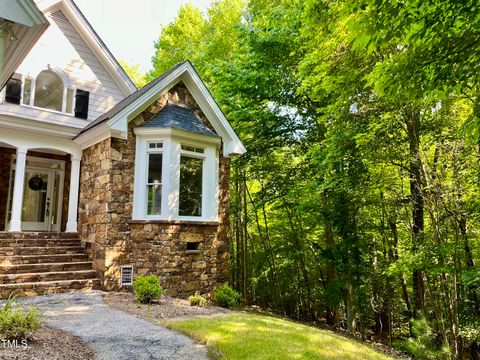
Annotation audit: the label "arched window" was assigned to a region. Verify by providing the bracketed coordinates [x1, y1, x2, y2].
[34, 70, 63, 111]
[20, 68, 76, 114]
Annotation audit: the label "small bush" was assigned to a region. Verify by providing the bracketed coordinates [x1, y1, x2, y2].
[188, 292, 207, 307]
[213, 284, 240, 308]
[400, 318, 450, 360]
[133, 275, 164, 304]
[0, 295, 43, 340]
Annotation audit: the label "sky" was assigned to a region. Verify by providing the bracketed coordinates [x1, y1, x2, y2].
[75, 0, 211, 73]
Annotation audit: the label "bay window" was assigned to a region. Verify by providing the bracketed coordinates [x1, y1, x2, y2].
[133, 129, 220, 222]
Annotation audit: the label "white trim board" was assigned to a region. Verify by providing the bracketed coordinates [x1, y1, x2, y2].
[76, 62, 246, 156]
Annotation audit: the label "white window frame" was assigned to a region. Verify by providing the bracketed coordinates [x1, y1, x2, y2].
[145, 141, 165, 217]
[20, 68, 76, 116]
[133, 128, 220, 222]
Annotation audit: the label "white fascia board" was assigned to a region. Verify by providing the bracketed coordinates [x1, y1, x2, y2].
[0, 126, 82, 158]
[0, 113, 79, 138]
[134, 127, 222, 146]
[73, 122, 113, 150]
[48, 0, 136, 96]
[107, 64, 189, 130]
[181, 64, 246, 155]
[107, 62, 246, 156]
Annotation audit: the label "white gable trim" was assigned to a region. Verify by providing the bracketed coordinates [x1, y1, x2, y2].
[77, 62, 245, 155]
[37, 0, 136, 96]
[0, 0, 48, 89]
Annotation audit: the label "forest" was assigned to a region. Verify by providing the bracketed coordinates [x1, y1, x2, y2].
[126, 0, 480, 358]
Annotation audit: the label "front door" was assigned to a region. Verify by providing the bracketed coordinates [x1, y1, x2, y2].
[6, 157, 64, 232]
[21, 168, 54, 231]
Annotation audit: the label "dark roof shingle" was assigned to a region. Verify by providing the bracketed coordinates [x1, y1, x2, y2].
[139, 103, 218, 137]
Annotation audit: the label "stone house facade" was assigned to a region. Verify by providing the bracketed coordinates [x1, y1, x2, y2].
[0, 0, 245, 298]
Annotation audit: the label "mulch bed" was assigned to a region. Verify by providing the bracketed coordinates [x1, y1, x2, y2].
[1, 326, 94, 360]
[104, 291, 230, 321]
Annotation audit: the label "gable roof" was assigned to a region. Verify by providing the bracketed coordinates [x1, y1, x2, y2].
[139, 103, 219, 137]
[0, 0, 49, 89]
[75, 61, 246, 156]
[81, 62, 185, 133]
[36, 0, 136, 96]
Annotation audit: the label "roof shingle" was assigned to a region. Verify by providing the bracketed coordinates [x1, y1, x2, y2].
[139, 103, 218, 137]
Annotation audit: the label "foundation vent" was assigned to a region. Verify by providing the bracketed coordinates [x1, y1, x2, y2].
[120, 265, 133, 286]
[50, 10, 69, 23]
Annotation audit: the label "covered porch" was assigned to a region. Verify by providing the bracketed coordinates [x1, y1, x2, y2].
[0, 129, 81, 233]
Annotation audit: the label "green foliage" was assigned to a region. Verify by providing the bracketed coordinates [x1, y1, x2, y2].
[188, 292, 207, 307]
[0, 295, 43, 340]
[133, 275, 164, 304]
[400, 318, 450, 360]
[149, 0, 480, 354]
[119, 59, 147, 88]
[213, 284, 240, 308]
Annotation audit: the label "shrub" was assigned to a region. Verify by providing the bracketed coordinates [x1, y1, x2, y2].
[213, 284, 240, 308]
[188, 292, 207, 307]
[399, 318, 450, 360]
[133, 275, 164, 304]
[0, 295, 43, 340]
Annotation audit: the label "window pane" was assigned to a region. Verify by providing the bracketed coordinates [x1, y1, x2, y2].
[179, 156, 203, 216]
[34, 70, 63, 111]
[66, 88, 74, 113]
[147, 153, 162, 183]
[23, 78, 32, 105]
[147, 184, 162, 215]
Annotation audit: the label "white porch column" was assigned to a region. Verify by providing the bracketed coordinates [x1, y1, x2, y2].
[66, 156, 81, 233]
[9, 146, 27, 232]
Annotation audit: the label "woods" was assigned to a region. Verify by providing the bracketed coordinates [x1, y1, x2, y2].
[135, 0, 480, 358]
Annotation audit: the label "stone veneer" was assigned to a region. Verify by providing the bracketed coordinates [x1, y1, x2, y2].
[78, 82, 230, 296]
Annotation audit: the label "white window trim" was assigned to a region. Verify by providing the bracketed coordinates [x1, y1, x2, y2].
[20, 69, 76, 116]
[133, 128, 221, 222]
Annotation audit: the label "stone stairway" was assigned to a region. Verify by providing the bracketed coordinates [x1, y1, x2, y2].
[0, 232, 99, 298]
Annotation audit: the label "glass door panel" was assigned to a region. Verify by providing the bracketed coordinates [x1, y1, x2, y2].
[21, 170, 51, 231]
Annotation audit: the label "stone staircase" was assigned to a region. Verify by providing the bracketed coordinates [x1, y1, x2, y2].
[0, 232, 99, 298]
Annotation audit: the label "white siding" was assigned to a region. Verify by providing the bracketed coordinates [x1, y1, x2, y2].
[0, 10, 126, 130]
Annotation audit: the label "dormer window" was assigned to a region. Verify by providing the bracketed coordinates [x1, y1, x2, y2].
[23, 70, 74, 114]
[5, 68, 89, 119]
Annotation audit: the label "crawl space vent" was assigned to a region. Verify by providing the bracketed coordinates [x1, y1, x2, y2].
[120, 265, 133, 286]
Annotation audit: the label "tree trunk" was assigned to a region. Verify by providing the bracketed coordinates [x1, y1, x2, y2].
[406, 110, 426, 317]
[325, 222, 340, 328]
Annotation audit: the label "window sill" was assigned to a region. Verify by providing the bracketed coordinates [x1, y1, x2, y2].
[129, 219, 220, 226]
[186, 250, 202, 255]
[20, 104, 75, 117]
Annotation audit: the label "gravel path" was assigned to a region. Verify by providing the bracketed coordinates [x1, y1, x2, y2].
[20, 291, 208, 360]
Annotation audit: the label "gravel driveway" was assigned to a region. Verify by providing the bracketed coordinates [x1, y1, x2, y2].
[20, 291, 208, 360]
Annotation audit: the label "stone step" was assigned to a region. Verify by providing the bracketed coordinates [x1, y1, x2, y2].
[0, 239, 81, 248]
[0, 270, 97, 284]
[0, 232, 80, 240]
[0, 261, 94, 275]
[1, 253, 89, 265]
[0, 279, 100, 299]
[0, 246, 86, 256]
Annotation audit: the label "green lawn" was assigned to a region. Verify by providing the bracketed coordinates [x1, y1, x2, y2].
[164, 313, 394, 360]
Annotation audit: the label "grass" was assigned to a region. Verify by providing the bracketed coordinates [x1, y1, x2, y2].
[164, 312, 394, 360]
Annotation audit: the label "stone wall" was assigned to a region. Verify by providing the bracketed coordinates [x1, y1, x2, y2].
[78, 82, 231, 296]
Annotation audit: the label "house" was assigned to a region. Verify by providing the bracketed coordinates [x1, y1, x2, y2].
[0, 0, 245, 298]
